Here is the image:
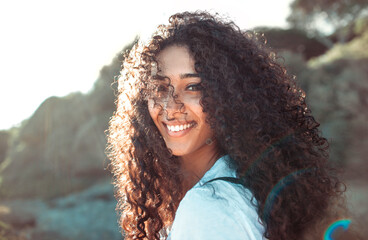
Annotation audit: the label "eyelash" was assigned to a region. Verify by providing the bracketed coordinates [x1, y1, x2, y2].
[153, 83, 202, 97]
[186, 83, 202, 91]
[156, 85, 168, 92]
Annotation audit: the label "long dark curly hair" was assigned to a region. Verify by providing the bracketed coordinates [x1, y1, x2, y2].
[108, 11, 346, 240]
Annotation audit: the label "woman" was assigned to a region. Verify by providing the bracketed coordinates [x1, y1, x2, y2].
[108, 11, 348, 240]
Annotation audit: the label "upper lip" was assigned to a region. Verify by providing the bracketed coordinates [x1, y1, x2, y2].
[162, 120, 195, 126]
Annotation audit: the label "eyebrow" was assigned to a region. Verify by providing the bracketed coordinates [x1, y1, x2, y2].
[152, 75, 167, 81]
[179, 73, 200, 79]
[153, 73, 200, 80]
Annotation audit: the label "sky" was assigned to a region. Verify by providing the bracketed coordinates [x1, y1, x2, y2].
[0, 0, 293, 130]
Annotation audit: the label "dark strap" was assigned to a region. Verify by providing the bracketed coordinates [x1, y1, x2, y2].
[205, 177, 243, 185]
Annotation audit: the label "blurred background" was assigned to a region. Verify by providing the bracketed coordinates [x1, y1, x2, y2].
[0, 0, 367, 239]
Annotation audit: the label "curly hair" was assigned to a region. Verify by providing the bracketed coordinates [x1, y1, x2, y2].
[107, 11, 346, 240]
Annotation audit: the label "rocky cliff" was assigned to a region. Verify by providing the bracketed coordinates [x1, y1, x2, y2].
[0, 40, 133, 239]
[0, 23, 367, 239]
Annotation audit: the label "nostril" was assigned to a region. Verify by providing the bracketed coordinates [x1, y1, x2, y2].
[165, 115, 176, 121]
[163, 101, 186, 121]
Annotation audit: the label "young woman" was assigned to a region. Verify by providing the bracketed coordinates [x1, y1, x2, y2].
[108, 11, 348, 240]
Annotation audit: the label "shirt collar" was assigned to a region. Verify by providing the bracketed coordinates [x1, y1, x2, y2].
[194, 155, 237, 188]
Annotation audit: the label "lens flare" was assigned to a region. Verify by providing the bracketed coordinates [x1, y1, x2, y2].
[262, 168, 312, 222]
[324, 219, 351, 240]
[244, 133, 293, 177]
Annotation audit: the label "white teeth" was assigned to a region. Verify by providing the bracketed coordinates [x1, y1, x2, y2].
[167, 123, 194, 132]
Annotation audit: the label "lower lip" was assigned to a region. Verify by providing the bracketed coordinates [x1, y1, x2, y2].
[164, 124, 195, 137]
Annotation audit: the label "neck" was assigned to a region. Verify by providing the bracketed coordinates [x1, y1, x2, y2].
[180, 142, 221, 192]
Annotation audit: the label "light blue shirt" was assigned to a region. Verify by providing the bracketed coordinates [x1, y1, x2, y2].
[167, 155, 265, 240]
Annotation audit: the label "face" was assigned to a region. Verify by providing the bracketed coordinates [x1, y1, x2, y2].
[148, 45, 215, 157]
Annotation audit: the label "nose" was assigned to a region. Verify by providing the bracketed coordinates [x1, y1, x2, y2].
[163, 92, 185, 120]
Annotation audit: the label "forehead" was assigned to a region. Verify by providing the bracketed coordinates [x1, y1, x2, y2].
[157, 45, 196, 75]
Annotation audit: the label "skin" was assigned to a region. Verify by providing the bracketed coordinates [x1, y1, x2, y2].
[147, 45, 221, 190]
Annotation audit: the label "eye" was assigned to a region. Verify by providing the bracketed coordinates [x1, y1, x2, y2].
[154, 84, 169, 98]
[156, 85, 168, 92]
[186, 83, 202, 91]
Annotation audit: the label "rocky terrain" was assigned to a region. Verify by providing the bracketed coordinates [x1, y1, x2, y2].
[0, 40, 130, 239]
[0, 19, 367, 239]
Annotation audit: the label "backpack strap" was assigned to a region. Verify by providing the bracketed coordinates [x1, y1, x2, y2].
[204, 177, 243, 185]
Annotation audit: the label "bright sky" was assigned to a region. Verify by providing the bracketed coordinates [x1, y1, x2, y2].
[0, 0, 293, 130]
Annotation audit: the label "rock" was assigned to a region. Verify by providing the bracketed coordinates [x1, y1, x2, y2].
[0, 130, 10, 165]
[0, 200, 41, 230]
[0, 181, 122, 240]
[0, 220, 27, 240]
[30, 231, 70, 240]
[0, 59, 120, 199]
[254, 27, 328, 60]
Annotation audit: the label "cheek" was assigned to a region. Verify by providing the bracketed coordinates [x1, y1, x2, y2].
[187, 99, 206, 123]
[191, 103, 213, 134]
[147, 100, 159, 124]
[187, 103, 213, 136]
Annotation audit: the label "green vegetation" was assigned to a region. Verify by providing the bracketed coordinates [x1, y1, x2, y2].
[0, 6, 366, 236]
[310, 30, 368, 66]
[0, 20, 366, 199]
[277, 25, 368, 166]
[288, 0, 368, 41]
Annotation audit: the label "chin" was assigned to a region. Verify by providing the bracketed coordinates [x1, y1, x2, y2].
[170, 149, 187, 156]
[168, 145, 191, 157]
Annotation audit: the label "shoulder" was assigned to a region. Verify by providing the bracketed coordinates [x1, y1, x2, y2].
[169, 183, 265, 240]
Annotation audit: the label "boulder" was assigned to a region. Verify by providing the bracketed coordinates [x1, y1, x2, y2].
[0, 181, 121, 240]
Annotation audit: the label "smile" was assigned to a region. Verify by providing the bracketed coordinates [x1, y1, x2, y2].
[163, 122, 196, 137]
[166, 122, 195, 132]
